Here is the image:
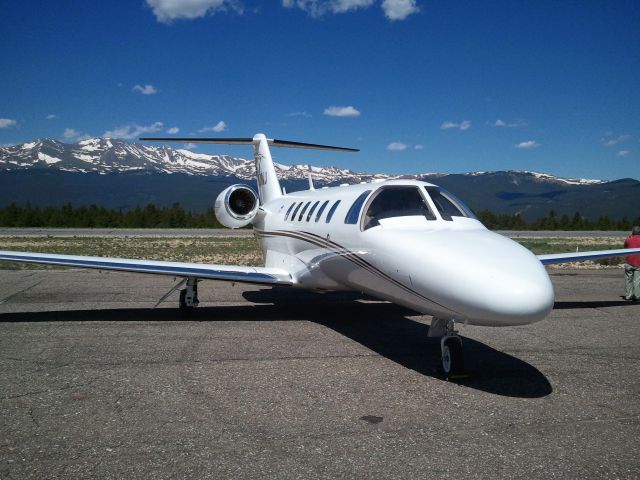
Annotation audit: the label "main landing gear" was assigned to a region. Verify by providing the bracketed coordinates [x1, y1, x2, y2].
[429, 317, 465, 379]
[179, 277, 199, 316]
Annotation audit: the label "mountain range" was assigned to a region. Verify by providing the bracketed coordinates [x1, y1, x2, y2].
[1, 138, 638, 220]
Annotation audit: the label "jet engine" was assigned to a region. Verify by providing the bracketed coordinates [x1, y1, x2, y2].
[214, 184, 259, 229]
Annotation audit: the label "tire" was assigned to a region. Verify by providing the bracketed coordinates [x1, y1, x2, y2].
[179, 289, 192, 317]
[442, 337, 464, 377]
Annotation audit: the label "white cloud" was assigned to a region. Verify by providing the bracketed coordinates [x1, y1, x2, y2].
[184, 142, 198, 150]
[288, 111, 312, 118]
[133, 84, 159, 95]
[146, 0, 243, 23]
[602, 134, 631, 147]
[440, 120, 470, 130]
[283, 0, 417, 20]
[62, 128, 91, 142]
[324, 105, 361, 117]
[283, 0, 374, 17]
[381, 0, 419, 21]
[0, 118, 17, 129]
[198, 120, 227, 133]
[46, 114, 57, 120]
[103, 122, 164, 140]
[387, 142, 408, 151]
[492, 118, 527, 128]
[63, 128, 80, 140]
[515, 140, 541, 149]
[617, 150, 630, 157]
[167, 127, 180, 134]
[414, 144, 424, 150]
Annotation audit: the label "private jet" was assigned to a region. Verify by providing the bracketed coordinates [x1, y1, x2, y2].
[1, 133, 638, 377]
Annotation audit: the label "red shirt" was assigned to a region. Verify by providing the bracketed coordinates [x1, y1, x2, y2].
[624, 235, 640, 267]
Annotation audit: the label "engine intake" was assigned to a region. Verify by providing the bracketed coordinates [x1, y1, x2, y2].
[215, 184, 259, 229]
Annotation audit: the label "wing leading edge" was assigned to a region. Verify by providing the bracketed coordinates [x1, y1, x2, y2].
[537, 248, 640, 265]
[0, 250, 294, 286]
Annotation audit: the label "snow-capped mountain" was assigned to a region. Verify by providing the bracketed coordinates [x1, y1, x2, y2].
[0, 137, 606, 186]
[1, 138, 637, 220]
[0, 138, 379, 182]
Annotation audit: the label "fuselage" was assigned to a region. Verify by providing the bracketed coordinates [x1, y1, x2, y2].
[253, 179, 555, 327]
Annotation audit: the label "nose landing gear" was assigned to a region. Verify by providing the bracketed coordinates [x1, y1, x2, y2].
[441, 333, 464, 378]
[430, 317, 465, 379]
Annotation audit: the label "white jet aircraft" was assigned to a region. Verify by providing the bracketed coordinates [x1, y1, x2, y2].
[1, 133, 639, 377]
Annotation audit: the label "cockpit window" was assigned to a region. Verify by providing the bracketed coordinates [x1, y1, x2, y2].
[344, 190, 371, 224]
[424, 186, 476, 221]
[362, 187, 435, 230]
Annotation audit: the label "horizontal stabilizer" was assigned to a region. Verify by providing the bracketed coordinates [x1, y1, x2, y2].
[270, 139, 358, 152]
[140, 137, 359, 152]
[140, 137, 254, 145]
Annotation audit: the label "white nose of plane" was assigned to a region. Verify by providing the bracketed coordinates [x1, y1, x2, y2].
[382, 229, 555, 326]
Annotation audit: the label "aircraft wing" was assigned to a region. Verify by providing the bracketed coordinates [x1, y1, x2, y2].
[537, 248, 640, 265]
[0, 250, 294, 286]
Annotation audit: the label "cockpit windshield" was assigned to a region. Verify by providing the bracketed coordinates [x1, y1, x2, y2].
[424, 186, 476, 221]
[363, 186, 436, 230]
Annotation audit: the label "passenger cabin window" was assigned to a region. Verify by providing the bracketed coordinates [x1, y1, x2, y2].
[363, 187, 435, 230]
[307, 201, 319, 222]
[315, 200, 329, 222]
[298, 202, 311, 221]
[325, 200, 341, 223]
[290, 202, 302, 222]
[344, 190, 371, 224]
[424, 187, 475, 221]
[284, 203, 295, 221]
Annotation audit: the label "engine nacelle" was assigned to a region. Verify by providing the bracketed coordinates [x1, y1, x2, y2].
[215, 184, 259, 229]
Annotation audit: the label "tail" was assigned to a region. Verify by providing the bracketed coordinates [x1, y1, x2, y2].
[140, 133, 358, 204]
[252, 133, 283, 203]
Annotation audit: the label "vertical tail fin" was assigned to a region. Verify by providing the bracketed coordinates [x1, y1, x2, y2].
[252, 133, 282, 204]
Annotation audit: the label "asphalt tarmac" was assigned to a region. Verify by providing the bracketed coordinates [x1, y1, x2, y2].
[1, 269, 639, 479]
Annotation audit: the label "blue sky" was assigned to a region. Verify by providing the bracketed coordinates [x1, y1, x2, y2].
[1, 0, 638, 180]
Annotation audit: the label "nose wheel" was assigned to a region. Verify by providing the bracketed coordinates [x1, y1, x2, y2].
[433, 318, 465, 379]
[441, 335, 464, 378]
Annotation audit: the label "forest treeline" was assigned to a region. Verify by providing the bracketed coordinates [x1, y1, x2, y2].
[0, 203, 638, 230]
[0, 203, 223, 228]
[475, 210, 639, 231]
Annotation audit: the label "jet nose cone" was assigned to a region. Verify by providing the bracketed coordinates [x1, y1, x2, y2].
[458, 239, 555, 326]
[390, 229, 555, 326]
[473, 265, 555, 325]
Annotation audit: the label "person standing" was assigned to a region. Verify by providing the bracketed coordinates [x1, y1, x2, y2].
[624, 226, 640, 301]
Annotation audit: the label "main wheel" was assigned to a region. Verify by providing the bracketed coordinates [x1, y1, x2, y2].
[179, 289, 192, 317]
[441, 337, 464, 378]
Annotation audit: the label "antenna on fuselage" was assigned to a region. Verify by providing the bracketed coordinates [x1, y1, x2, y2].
[307, 165, 315, 191]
